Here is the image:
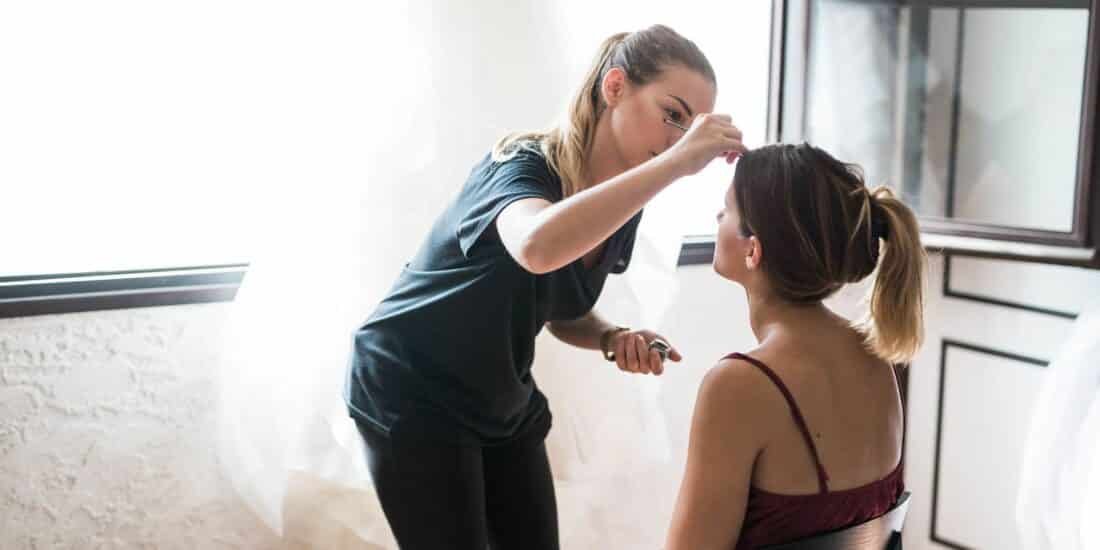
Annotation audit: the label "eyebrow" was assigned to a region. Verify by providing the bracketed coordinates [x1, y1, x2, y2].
[668, 95, 694, 118]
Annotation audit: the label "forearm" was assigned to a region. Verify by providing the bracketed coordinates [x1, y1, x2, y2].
[546, 310, 618, 350]
[524, 156, 681, 273]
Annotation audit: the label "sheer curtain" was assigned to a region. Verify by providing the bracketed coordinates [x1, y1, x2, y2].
[214, 3, 724, 547]
[1016, 299, 1100, 550]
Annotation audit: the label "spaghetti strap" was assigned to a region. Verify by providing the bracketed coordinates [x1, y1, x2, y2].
[724, 352, 831, 493]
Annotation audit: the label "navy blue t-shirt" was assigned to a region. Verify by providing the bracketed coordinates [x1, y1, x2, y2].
[345, 148, 642, 445]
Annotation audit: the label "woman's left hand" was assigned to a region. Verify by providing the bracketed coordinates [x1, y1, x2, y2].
[611, 329, 682, 376]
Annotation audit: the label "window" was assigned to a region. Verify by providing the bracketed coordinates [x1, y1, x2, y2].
[771, 0, 1100, 267]
[1, 3, 775, 317]
[0, 2, 375, 316]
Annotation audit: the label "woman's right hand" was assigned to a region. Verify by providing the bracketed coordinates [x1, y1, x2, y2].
[610, 329, 682, 376]
[664, 113, 747, 177]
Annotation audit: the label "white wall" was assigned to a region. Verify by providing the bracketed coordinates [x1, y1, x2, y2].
[4, 252, 1100, 549]
[904, 255, 1100, 550]
[0, 260, 827, 549]
[0, 305, 289, 549]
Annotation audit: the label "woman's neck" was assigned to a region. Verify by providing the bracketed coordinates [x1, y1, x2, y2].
[746, 289, 832, 344]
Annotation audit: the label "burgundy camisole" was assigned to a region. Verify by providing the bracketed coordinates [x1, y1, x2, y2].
[725, 353, 905, 549]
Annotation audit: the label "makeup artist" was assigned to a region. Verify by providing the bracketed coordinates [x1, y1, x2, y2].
[344, 24, 746, 550]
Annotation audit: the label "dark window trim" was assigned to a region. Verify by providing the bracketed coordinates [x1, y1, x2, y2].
[772, 0, 1100, 268]
[942, 254, 1080, 318]
[0, 264, 247, 319]
[11, 231, 1085, 317]
[0, 239, 718, 318]
[930, 339, 1048, 550]
[678, 236, 718, 266]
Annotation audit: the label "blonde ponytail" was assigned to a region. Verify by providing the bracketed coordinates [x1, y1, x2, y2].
[856, 187, 926, 364]
[492, 32, 627, 197]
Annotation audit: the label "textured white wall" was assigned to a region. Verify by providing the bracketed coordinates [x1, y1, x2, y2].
[0, 304, 287, 550]
[5, 253, 1097, 549]
[0, 267, 850, 550]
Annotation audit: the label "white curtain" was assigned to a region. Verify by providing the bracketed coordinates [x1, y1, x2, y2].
[216, 3, 698, 548]
[1017, 298, 1100, 550]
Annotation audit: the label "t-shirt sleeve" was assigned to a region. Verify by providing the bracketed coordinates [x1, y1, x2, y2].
[456, 154, 558, 258]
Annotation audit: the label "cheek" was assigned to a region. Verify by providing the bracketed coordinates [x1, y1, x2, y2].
[713, 225, 733, 267]
[612, 100, 657, 157]
[714, 222, 745, 273]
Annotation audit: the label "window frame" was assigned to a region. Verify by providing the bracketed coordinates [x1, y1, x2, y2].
[0, 265, 247, 318]
[770, 0, 1100, 268]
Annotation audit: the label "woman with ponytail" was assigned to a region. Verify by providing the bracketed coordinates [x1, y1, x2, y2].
[667, 143, 925, 549]
[345, 25, 746, 549]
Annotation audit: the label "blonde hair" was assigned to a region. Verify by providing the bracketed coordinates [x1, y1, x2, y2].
[733, 144, 926, 364]
[492, 25, 715, 197]
[855, 186, 925, 364]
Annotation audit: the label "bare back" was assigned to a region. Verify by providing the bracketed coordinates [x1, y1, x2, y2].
[743, 311, 904, 495]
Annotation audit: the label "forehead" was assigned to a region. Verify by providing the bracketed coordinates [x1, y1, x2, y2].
[646, 64, 716, 112]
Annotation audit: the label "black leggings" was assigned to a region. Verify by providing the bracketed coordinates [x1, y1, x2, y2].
[356, 420, 560, 550]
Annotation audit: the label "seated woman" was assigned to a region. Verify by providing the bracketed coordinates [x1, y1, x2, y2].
[665, 143, 925, 549]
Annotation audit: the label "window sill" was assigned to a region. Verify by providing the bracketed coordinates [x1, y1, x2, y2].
[0, 265, 247, 319]
[2, 233, 719, 319]
[676, 233, 1100, 269]
[10, 230, 1090, 319]
[921, 233, 1098, 268]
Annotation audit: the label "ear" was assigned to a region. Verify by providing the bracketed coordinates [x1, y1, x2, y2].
[745, 235, 763, 270]
[600, 67, 628, 108]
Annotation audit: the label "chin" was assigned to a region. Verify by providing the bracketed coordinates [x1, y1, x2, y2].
[712, 258, 729, 280]
[712, 258, 743, 284]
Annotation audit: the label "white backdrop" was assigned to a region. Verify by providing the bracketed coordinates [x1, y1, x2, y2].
[215, 2, 771, 548]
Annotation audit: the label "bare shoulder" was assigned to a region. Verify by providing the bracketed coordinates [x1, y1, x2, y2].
[705, 353, 773, 401]
[694, 352, 788, 440]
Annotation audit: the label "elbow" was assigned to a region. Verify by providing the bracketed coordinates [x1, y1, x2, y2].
[515, 238, 557, 274]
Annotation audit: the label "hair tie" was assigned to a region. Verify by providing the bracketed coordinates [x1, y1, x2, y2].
[871, 198, 889, 241]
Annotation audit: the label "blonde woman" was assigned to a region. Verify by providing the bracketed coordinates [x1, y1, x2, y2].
[667, 144, 925, 549]
[345, 25, 746, 549]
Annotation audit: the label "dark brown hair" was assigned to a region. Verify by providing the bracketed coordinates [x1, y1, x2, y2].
[733, 143, 925, 363]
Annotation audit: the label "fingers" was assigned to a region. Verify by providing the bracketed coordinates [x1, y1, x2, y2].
[699, 115, 747, 161]
[668, 346, 683, 362]
[696, 113, 732, 125]
[625, 333, 641, 373]
[615, 333, 629, 372]
[723, 142, 750, 164]
[670, 112, 750, 176]
[634, 334, 654, 374]
[613, 332, 680, 375]
[721, 126, 744, 142]
[614, 333, 656, 375]
[649, 348, 664, 375]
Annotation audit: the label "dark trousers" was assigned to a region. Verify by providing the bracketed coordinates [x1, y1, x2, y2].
[355, 420, 560, 550]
